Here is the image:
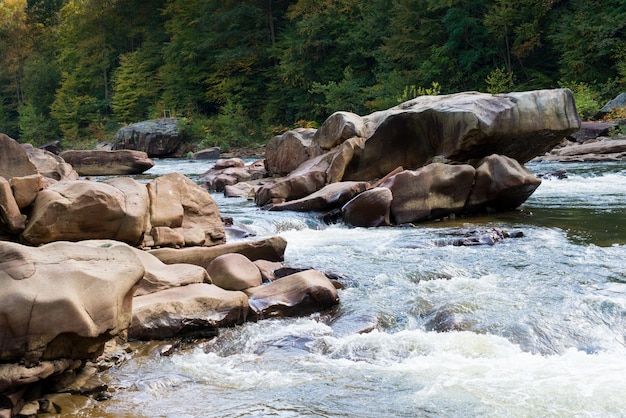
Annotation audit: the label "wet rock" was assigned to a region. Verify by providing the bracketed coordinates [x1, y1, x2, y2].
[200, 159, 267, 192]
[149, 236, 287, 269]
[381, 163, 476, 224]
[465, 154, 541, 213]
[206, 253, 263, 291]
[129, 283, 248, 340]
[434, 227, 524, 247]
[536, 169, 568, 180]
[341, 187, 392, 227]
[192, 147, 220, 160]
[268, 181, 369, 212]
[253, 259, 284, 282]
[245, 270, 339, 319]
[59, 149, 154, 176]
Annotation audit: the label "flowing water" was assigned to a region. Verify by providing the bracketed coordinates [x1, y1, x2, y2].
[88, 159, 626, 418]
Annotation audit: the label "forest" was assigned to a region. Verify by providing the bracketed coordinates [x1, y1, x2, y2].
[0, 0, 625, 150]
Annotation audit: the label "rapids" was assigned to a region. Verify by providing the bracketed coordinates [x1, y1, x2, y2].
[89, 159, 626, 418]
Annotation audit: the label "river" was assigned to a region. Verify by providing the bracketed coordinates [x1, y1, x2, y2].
[89, 158, 626, 417]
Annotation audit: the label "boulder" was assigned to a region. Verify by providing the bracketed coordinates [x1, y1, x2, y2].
[23, 178, 145, 245]
[223, 182, 259, 199]
[597, 92, 626, 117]
[0, 240, 144, 363]
[255, 152, 335, 206]
[206, 253, 262, 291]
[244, 270, 339, 319]
[0, 177, 25, 234]
[569, 121, 616, 143]
[341, 89, 580, 181]
[200, 160, 267, 192]
[341, 187, 393, 227]
[192, 147, 220, 160]
[59, 149, 154, 176]
[268, 181, 369, 212]
[0, 134, 38, 180]
[465, 154, 541, 213]
[312, 111, 374, 150]
[21, 144, 79, 182]
[253, 260, 284, 283]
[113, 118, 182, 157]
[534, 138, 626, 162]
[265, 128, 319, 176]
[214, 158, 245, 169]
[129, 283, 248, 340]
[9, 174, 43, 209]
[148, 236, 287, 269]
[21, 179, 148, 246]
[144, 172, 225, 247]
[381, 163, 476, 224]
[0, 359, 79, 394]
[79, 240, 210, 297]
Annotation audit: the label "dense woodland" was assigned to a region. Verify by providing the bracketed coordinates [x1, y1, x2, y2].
[0, 0, 625, 150]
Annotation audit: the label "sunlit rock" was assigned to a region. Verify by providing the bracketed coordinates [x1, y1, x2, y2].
[59, 149, 154, 176]
[21, 178, 148, 246]
[0, 240, 143, 363]
[206, 253, 263, 291]
[129, 283, 248, 340]
[245, 269, 339, 319]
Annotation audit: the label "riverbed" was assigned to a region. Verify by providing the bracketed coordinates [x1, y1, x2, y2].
[90, 159, 626, 417]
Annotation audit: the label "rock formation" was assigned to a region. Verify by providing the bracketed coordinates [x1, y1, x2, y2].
[112, 118, 182, 157]
[59, 149, 154, 176]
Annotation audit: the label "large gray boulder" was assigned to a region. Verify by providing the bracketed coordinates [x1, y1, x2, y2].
[113, 118, 182, 157]
[342, 89, 580, 181]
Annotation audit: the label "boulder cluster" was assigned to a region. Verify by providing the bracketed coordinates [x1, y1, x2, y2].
[203, 89, 581, 225]
[0, 134, 338, 416]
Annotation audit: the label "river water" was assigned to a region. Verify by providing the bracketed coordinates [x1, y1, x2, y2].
[91, 159, 626, 417]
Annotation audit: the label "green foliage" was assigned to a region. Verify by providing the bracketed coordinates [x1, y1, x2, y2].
[1, 0, 626, 146]
[18, 102, 60, 145]
[396, 82, 442, 103]
[485, 67, 515, 94]
[558, 81, 601, 121]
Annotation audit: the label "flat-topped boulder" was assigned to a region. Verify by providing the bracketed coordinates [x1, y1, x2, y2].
[59, 149, 154, 176]
[113, 118, 182, 157]
[341, 89, 580, 181]
[534, 138, 626, 162]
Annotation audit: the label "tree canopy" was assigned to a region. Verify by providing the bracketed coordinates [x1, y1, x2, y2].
[0, 0, 624, 147]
